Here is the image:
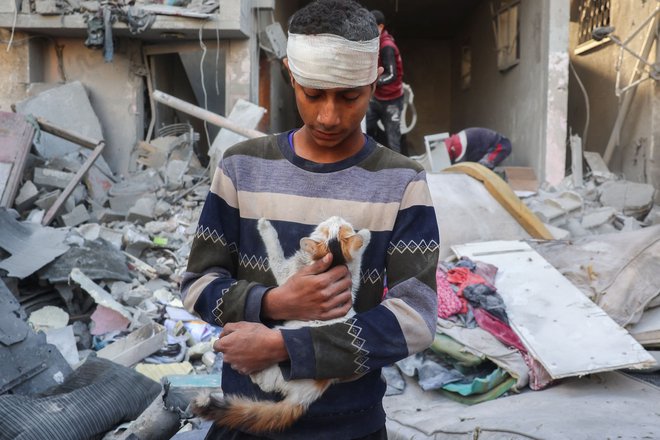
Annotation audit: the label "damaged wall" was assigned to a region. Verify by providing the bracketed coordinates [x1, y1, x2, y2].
[3, 35, 144, 176]
[449, 0, 569, 185]
[0, 30, 32, 113]
[396, 38, 452, 156]
[568, 0, 659, 200]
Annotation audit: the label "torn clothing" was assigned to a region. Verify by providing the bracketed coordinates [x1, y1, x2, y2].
[181, 132, 439, 439]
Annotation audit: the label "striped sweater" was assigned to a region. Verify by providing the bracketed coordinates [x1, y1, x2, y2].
[181, 131, 439, 439]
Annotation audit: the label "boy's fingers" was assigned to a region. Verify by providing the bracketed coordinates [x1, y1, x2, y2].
[305, 253, 333, 275]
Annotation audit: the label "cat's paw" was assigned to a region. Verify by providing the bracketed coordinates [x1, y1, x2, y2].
[358, 229, 371, 248]
[257, 218, 271, 232]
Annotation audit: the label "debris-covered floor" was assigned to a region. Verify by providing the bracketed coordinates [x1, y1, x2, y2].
[2, 79, 660, 440]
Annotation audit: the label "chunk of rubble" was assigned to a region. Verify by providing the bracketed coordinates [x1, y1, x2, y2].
[599, 180, 655, 220]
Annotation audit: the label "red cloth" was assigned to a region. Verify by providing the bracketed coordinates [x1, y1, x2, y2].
[446, 267, 495, 314]
[436, 269, 464, 318]
[472, 308, 526, 353]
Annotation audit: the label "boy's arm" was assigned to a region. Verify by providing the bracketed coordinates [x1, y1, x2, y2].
[280, 172, 440, 380]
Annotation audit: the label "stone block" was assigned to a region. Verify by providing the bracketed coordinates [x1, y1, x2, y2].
[599, 180, 655, 219]
[33, 168, 74, 190]
[14, 181, 39, 211]
[34, 189, 62, 211]
[581, 207, 616, 229]
[126, 196, 156, 225]
[60, 204, 91, 227]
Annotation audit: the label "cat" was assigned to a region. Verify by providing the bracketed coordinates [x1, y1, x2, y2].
[192, 216, 371, 433]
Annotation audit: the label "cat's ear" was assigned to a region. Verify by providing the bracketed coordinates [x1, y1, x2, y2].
[300, 237, 319, 254]
[345, 234, 364, 252]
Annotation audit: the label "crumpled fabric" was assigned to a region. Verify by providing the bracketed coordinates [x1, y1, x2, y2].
[446, 266, 492, 314]
[463, 283, 509, 324]
[472, 307, 524, 352]
[436, 266, 464, 318]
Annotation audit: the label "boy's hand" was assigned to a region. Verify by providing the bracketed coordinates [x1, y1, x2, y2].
[261, 253, 353, 321]
[216, 322, 288, 375]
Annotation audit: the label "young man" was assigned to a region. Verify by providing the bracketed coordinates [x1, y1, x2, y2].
[444, 127, 512, 170]
[366, 9, 405, 154]
[181, 1, 439, 438]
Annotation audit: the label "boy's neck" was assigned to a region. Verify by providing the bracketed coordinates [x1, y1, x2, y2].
[293, 127, 365, 163]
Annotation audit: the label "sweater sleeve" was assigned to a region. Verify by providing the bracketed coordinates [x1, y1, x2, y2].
[180, 161, 268, 326]
[280, 171, 439, 380]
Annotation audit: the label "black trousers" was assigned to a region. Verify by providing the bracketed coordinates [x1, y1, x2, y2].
[366, 96, 403, 154]
[204, 425, 388, 440]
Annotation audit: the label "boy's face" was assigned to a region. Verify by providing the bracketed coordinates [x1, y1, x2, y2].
[293, 82, 372, 149]
[284, 58, 378, 154]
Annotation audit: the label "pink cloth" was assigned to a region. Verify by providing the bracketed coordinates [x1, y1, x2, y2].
[473, 307, 526, 353]
[436, 269, 463, 318]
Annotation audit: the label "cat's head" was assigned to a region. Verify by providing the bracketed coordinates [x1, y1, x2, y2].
[300, 216, 370, 266]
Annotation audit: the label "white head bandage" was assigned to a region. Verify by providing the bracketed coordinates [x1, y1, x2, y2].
[286, 32, 379, 89]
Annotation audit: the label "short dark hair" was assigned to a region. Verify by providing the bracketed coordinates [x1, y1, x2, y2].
[288, 0, 378, 41]
[371, 9, 385, 26]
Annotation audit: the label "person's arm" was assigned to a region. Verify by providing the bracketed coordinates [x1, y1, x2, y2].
[280, 171, 439, 380]
[377, 46, 398, 86]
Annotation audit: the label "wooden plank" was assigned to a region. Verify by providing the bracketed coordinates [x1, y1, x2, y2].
[452, 240, 656, 378]
[41, 142, 105, 226]
[444, 162, 553, 240]
[0, 112, 35, 208]
[36, 116, 100, 149]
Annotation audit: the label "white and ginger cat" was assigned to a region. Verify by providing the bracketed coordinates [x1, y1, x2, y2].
[192, 216, 371, 433]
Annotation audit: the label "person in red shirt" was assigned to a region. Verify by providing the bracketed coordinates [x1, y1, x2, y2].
[366, 10, 405, 154]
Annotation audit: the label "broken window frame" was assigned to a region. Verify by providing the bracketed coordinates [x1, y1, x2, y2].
[574, 0, 612, 56]
[491, 0, 520, 72]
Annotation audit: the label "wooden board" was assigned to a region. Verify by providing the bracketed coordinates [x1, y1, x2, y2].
[444, 162, 553, 240]
[452, 240, 656, 378]
[0, 112, 35, 208]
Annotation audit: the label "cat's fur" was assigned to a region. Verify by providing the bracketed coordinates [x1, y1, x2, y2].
[192, 216, 371, 433]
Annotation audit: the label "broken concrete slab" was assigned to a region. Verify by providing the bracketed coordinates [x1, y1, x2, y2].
[0, 208, 69, 279]
[60, 204, 91, 227]
[14, 180, 39, 211]
[44, 325, 79, 367]
[70, 268, 133, 322]
[34, 189, 61, 211]
[208, 98, 267, 175]
[581, 206, 617, 229]
[33, 167, 75, 190]
[584, 151, 616, 181]
[39, 237, 131, 283]
[127, 195, 157, 225]
[599, 180, 655, 219]
[14, 81, 105, 161]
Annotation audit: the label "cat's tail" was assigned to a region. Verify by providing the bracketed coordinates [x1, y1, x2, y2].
[192, 384, 330, 433]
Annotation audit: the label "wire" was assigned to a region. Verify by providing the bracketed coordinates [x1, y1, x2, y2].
[198, 26, 212, 151]
[6, 5, 18, 52]
[569, 59, 590, 148]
